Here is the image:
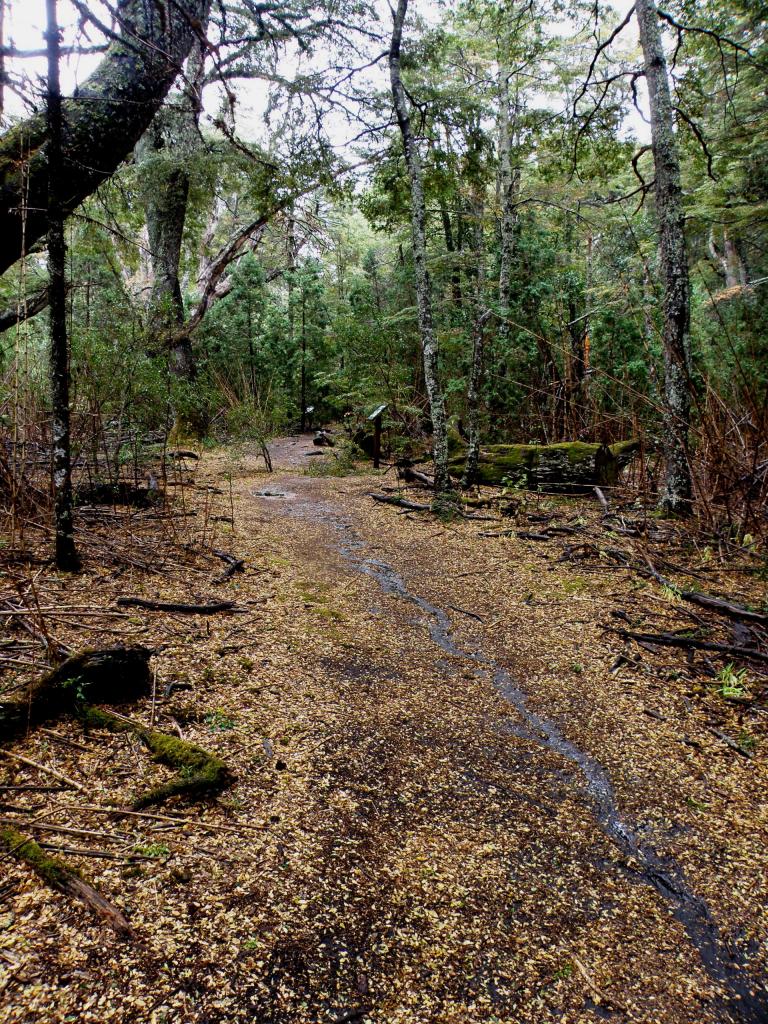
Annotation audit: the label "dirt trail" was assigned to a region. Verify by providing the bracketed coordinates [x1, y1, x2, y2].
[2, 436, 766, 1024]
[234, 436, 768, 1023]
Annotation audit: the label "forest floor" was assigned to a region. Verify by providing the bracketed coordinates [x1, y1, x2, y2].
[1, 434, 767, 1024]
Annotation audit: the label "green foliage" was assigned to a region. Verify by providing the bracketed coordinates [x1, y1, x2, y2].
[715, 663, 749, 700]
[133, 842, 171, 859]
[205, 710, 236, 731]
[305, 438, 365, 477]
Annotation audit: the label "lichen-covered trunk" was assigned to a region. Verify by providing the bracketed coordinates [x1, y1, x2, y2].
[462, 191, 487, 488]
[0, 0, 210, 277]
[563, 212, 590, 438]
[636, 0, 693, 514]
[497, 64, 519, 362]
[139, 127, 190, 359]
[46, 0, 79, 572]
[389, 0, 451, 500]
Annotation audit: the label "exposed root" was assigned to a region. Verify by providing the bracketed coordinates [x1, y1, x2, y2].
[81, 707, 232, 809]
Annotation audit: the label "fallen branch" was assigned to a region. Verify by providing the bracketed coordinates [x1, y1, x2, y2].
[643, 559, 768, 625]
[0, 749, 85, 792]
[0, 820, 132, 843]
[397, 466, 434, 488]
[37, 844, 153, 862]
[0, 825, 133, 936]
[708, 727, 754, 759]
[447, 604, 484, 622]
[59, 804, 264, 835]
[115, 597, 236, 614]
[615, 629, 768, 664]
[211, 551, 246, 584]
[369, 493, 430, 511]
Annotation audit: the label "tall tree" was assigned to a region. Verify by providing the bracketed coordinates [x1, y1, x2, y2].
[136, 2, 211, 436]
[46, 0, 78, 571]
[389, 0, 451, 500]
[496, 62, 518, 370]
[636, 0, 694, 514]
[462, 128, 489, 487]
[0, 0, 212, 276]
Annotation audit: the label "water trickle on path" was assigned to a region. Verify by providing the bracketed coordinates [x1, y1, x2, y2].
[268, 489, 767, 1023]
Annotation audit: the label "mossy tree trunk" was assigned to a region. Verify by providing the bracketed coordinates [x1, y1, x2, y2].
[389, 0, 451, 501]
[448, 439, 640, 490]
[636, 0, 694, 515]
[0, 0, 210, 277]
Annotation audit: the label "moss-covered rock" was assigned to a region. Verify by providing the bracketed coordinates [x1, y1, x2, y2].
[447, 439, 639, 490]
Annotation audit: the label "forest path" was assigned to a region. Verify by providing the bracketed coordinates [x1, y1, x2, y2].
[205, 434, 766, 1024]
[4, 437, 766, 1024]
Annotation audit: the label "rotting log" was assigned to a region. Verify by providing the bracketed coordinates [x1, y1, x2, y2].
[447, 440, 640, 490]
[82, 707, 232, 809]
[0, 825, 133, 936]
[0, 647, 152, 742]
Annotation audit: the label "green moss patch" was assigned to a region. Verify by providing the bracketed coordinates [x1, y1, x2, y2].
[82, 707, 232, 809]
[447, 439, 640, 489]
[0, 825, 77, 888]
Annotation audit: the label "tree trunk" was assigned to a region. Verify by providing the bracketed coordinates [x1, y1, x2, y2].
[300, 289, 307, 431]
[0, 0, 210, 276]
[46, 0, 79, 572]
[0, 0, 5, 121]
[136, 4, 210, 439]
[563, 212, 590, 438]
[497, 64, 519, 355]
[636, 0, 693, 515]
[389, 0, 451, 501]
[138, 120, 191, 349]
[462, 189, 487, 488]
[440, 200, 462, 308]
[286, 215, 298, 422]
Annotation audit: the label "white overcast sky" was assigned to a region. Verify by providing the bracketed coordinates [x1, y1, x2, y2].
[1, 0, 649, 144]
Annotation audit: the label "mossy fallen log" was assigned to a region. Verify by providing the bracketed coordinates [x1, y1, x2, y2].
[447, 440, 640, 490]
[82, 708, 232, 809]
[0, 825, 133, 936]
[0, 647, 152, 742]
